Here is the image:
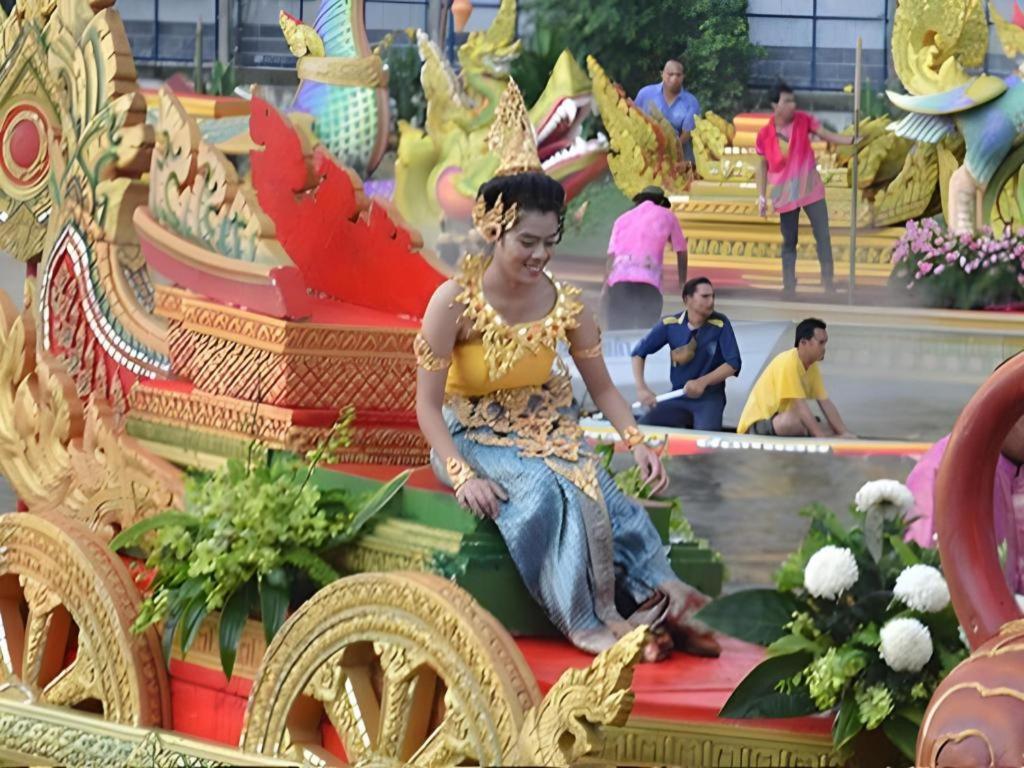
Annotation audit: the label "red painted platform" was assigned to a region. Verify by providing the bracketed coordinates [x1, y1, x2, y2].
[521, 635, 832, 736]
[167, 634, 831, 752]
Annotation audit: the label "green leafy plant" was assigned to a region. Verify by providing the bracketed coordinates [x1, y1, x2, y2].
[207, 60, 237, 97]
[696, 480, 967, 762]
[594, 441, 694, 543]
[523, 0, 761, 116]
[111, 409, 410, 678]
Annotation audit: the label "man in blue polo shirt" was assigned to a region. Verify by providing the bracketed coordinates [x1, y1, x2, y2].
[635, 59, 701, 165]
[631, 277, 741, 431]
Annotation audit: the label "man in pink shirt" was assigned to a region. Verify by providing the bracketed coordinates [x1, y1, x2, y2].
[601, 186, 687, 330]
[755, 81, 858, 296]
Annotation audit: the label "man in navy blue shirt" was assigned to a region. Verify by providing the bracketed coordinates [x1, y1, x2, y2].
[631, 277, 741, 431]
[635, 59, 701, 165]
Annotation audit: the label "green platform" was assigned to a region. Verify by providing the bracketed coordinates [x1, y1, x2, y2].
[314, 465, 726, 636]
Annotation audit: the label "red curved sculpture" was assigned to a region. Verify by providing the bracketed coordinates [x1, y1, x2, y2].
[935, 353, 1023, 647]
[918, 353, 1024, 767]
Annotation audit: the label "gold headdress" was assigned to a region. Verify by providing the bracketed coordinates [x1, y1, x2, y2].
[489, 78, 542, 177]
[472, 78, 544, 242]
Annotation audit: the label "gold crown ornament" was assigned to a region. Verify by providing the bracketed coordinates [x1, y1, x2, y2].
[471, 79, 544, 242]
[489, 78, 543, 177]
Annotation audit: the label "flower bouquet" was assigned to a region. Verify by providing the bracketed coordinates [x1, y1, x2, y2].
[696, 480, 968, 762]
[889, 218, 1024, 309]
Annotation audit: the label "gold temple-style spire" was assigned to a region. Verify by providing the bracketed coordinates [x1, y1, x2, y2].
[488, 78, 543, 177]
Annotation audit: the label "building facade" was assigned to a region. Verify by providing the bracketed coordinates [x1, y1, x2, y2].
[124, 0, 1020, 91]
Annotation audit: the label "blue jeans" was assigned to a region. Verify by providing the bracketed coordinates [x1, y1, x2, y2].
[639, 393, 726, 431]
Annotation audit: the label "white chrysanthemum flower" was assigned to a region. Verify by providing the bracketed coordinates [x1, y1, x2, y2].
[893, 564, 950, 613]
[804, 545, 859, 599]
[855, 479, 915, 515]
[879, 617, 933, 672]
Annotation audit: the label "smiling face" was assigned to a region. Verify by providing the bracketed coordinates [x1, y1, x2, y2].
[493, 210, 562, 285]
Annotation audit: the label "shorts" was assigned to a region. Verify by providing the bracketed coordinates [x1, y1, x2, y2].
[748, 417, 776, 436]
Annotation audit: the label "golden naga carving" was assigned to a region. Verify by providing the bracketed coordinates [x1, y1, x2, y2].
[0, 284, 82, 511]
[0, 7, 60, 262]
[0, 284, 183, 533]
[586, 55, 689, 198]
[0, 0, 171, 396]
[241, 571, 541, 766]
[149, 88, 289, 266]
[61, 397, 184, 538]
[0, 511, 170, 728]
[515, 626, 646, 766]
[891, 0, 990, 97]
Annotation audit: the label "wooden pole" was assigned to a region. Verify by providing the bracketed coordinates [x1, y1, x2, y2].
[849, 37, 862, 304]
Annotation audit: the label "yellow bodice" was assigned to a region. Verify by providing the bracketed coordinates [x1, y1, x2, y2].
[446, 339, 556, 397]
[443, 254, 585, 398]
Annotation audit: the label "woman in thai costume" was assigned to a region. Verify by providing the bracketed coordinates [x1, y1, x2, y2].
[415, 81, 719, 661]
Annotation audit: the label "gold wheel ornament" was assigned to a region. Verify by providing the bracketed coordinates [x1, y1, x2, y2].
[240, 571, 541, 766]
[0, 512, 170, 727]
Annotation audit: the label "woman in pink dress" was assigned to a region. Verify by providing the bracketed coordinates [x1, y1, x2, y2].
[906, 415, 1024, 594]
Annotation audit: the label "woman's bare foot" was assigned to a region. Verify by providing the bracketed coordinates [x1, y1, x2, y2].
[641, 628, 674, 662]
[657, 580, 721, 657]
[671, 625, 722, 657]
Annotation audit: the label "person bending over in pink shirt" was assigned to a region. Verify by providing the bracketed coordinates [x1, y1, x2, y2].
[755, 81, 858, 296]
[601, 185, 687, 330]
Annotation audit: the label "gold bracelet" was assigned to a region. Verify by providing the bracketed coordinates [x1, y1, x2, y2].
[571, 328, 603, 359]
[621, 425, 645, 448]
[571, 341, 603, 359]
[414, 333, 451, 372]
[445, 457, 476, 491]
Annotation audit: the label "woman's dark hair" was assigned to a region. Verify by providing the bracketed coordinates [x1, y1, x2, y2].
[769, 80, 794, 105]
[477, 172, 566, 235]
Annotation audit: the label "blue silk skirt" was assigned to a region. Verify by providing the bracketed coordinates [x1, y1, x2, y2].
[439, 375, 688, 653]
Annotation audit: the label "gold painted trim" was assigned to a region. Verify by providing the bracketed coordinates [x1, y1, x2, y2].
[0, 692, 296, 767]
[170, 616, 267, 680]
[159, 285, 419, 357]
[297, 54, 388, 88]
[597, 715, 838, 767]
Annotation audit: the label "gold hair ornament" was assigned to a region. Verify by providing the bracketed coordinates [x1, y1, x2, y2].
[470, 78, 543, 242]
[488, 78, 542, 177]
[472, 194, 520, 243]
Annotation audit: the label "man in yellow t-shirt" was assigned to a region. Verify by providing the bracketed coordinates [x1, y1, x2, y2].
[737, 318, 855, 437]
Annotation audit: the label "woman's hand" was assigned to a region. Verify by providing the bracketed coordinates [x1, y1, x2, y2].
[455, 477, 508, 520]
[632, 443, 668, 495]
